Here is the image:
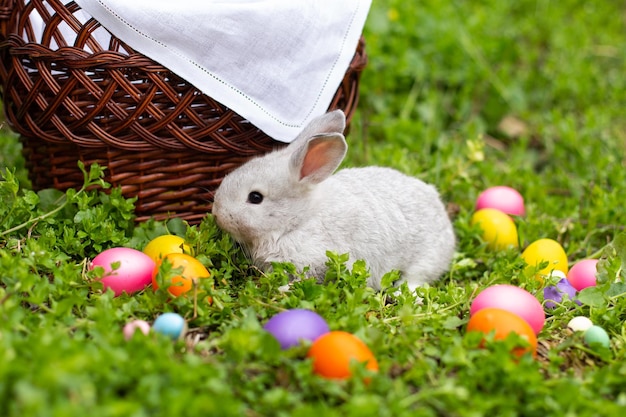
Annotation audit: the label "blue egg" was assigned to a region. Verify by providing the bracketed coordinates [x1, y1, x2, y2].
[153, 313, 186, 340]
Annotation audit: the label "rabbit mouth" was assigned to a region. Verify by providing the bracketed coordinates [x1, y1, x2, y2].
[213, 212, 252, 246]
[213, 212, 235, 236]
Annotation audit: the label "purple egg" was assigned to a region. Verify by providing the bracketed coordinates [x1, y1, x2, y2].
[544, 278, 580, 309]
[263, 309, 330, 350]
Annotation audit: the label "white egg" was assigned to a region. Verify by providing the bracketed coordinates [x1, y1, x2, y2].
[567, 316, 593, 332]
[549, 270, 567, 280]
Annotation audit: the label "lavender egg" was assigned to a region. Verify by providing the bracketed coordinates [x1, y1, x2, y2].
[544, 278, 580, 309]
[263, 309, 330, 350]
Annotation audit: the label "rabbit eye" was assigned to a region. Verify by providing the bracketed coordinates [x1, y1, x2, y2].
[247, 191, 264, 204]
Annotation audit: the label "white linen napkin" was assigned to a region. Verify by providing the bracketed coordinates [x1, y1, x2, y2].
[71, 0, 371, 142]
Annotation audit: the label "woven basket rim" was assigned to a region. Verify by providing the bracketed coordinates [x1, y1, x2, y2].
[0, 0, 367, 223]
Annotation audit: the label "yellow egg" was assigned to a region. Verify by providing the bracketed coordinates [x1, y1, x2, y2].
[143, 235, 193, 263]
[521, 238, 568, 278]
[470, 208, 519, 250]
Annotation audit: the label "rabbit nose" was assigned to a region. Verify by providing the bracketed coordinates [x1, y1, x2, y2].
[211, 204, 226, 228]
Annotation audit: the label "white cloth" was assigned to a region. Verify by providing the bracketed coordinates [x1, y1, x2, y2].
[71, 0, 371, 142]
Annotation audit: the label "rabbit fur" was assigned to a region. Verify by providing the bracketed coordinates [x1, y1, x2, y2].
[212, 110, 455, 292]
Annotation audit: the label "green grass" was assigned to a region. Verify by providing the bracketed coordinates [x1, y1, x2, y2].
[1, 0, 626, 416]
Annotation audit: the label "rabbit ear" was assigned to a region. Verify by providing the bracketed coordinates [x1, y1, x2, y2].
[290, 133, 347, 184]
[288, 110, 348, 184]
[295, 110, 346, 139]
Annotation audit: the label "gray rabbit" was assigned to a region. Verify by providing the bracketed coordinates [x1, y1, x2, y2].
[212, 110, 455, 292]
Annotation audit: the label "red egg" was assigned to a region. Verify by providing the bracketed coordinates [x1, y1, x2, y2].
[476, 186, 525, 216]
[91, 247, 155, 296]
[470, 284, 545, 335]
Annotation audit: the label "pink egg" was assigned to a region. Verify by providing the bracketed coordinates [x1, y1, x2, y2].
[567, 259, 599, 291]
[91, 247, 156, 296]
[475, 186, 525, 216]
[123, 320, 151, 340]
[470, 284, 545, 334]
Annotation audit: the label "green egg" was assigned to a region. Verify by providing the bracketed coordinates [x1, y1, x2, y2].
[583, 325, 610, 349]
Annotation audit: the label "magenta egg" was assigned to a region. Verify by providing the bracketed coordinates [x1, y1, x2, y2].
[470, 284, 545, 334]
[91, 247, 156, 296]
[475, 186, 525, 216]
[567, 259, 599, 291]
[263, 309, 330, 350]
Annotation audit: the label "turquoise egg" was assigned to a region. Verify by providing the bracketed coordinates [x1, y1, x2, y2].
[583, 325, 610, 349]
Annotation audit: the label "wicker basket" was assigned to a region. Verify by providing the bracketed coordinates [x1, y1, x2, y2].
[0, 0, 367, 223]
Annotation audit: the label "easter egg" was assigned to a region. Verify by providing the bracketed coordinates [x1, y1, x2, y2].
[470, 208, 519, 250]
[263, 309, 330, 350]
[548, 270, 567, 280]
[470, 284, 545, 334]
[567, 316, 593, 332]
[475, 186, 525, 216]
[153, 312, 186, 340]
[544, 277, 579, 309]
[583, 325, 610, 349]
[123, 320, 151, 341]
[467, 307, 537, 357]
[307, 331, 378, 379]
[91, 247, 156, 296]
[143, 235, 193, 263]
[152, 253, 211, 297]
[567, 259, 599, 291]
[522, 238, 569, 277]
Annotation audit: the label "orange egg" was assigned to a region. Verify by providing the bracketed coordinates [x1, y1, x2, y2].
[307, 331, 378, 379]
[152, 253, 211, 297]
[466, 307, 538, 357]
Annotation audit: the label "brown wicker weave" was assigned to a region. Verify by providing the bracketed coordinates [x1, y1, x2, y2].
[0, 0, 367, 223]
